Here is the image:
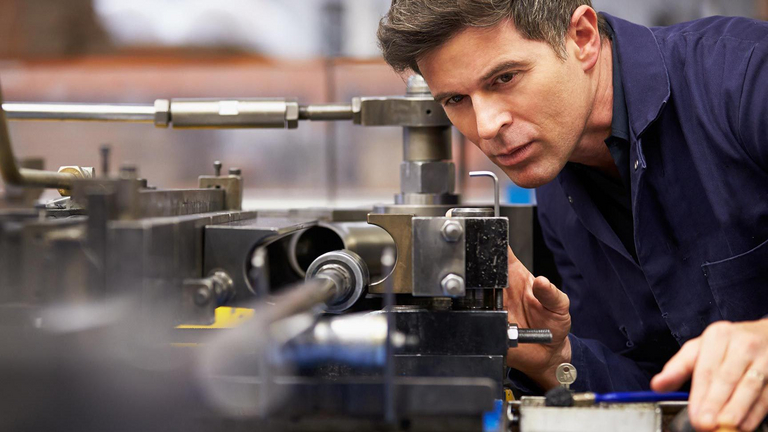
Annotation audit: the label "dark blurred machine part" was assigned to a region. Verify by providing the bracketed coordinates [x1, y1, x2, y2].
[0, 74, 560, 431]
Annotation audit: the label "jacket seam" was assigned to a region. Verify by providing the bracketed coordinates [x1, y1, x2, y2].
[736, 44, 760, 167]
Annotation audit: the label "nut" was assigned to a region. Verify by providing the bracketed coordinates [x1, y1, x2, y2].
[441, 273, 465, 297]
[154, 99, 171, 128]
[401, 161, 456, 195]
[57, 166, 94, 196]
[441, 220, 463, 243]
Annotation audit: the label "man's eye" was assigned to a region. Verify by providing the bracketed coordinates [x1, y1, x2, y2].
[495, 73, 516, 85]
[446, 95, 465, 105]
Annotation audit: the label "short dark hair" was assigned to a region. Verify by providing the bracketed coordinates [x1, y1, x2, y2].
[377, 0, 609, 75]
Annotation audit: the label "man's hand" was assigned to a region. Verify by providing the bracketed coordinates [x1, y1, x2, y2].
[505, 247, 572, 390]
[652, 320, 768, 431]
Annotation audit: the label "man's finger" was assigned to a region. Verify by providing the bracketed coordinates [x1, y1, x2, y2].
[741, 383, 768, 432]
[689, 323, 730, 422]
[651, 338, 701, 393]
[694, 343, 753, 430]
[530, 276, 569, 316]
[717, 358, 768, 429]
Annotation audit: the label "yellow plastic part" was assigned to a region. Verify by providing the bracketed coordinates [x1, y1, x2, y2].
[176, 307, 255, 330]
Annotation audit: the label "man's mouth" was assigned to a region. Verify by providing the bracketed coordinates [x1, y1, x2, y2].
[495, 142, 534, 167]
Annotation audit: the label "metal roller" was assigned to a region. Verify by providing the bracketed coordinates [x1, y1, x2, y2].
[305, 250, 369, 314]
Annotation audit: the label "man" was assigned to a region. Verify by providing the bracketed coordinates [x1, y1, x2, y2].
[378, 1, 768, 431]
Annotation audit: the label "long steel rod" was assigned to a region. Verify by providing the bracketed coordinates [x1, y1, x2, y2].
[2, 102, 155, 123]
[2, 102, 355, 124]
[263, 278, 336, 323]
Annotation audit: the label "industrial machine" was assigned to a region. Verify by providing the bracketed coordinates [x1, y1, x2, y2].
[0, 75, 695, 431]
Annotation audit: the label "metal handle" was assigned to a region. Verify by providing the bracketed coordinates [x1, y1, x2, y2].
[0, 88, 77, 189]
[469, 171, 500, 217]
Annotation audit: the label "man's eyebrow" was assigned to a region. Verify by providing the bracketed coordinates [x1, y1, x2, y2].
[431, 60, 531, 103]
[479, 60, 530, 82]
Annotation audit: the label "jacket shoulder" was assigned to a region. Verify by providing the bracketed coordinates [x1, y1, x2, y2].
[651, 16, 768, 45]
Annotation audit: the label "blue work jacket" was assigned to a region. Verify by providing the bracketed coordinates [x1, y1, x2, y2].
[535, 14, 768, 392]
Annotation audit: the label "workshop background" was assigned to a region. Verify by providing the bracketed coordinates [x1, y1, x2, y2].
[0, 0, 765, 209]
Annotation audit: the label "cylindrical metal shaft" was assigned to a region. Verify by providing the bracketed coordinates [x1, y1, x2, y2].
[263, 278, 336, 324]
[299, 104, 353, 121]
[169, 99, 298, 129]
[403, 126, 452, 161]
[2, 103, 155, 123]
[518, 329, 554, 344]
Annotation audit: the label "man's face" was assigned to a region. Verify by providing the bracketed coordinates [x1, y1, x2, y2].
[418, 20, 595, 188]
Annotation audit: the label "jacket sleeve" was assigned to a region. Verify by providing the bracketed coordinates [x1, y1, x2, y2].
[520, 196, 655, 394]
[738, 36, 768, 171]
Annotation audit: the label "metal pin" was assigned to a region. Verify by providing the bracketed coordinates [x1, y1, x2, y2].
[469, 171, 500, 217]
[213, 161, 222, 177]
[99, 144, 111, 177]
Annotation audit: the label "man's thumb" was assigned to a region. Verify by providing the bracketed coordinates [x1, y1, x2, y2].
[531, 276, 569, 315]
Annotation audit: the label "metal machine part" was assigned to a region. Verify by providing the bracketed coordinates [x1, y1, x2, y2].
[182, 271, 235, 324]
[451, 208, 494, 218]
[0, 72, 560, 431]
[517, 402, 663, 432]
[279, 313, 409, 368]
[507, 324, 554, 348]
[469, 171, 500, 218]
[412, 217, 466, 297]
[0, 88, 78, 190]
[393, 75, 458, 208]
[288, 221, 395, 281]
[198, 161, 244, 211]
[305, 250, 370, 313]
[165, 98, 300, 129]
[368, 212, 509, 297]
[204, 216, 318, 300]
[3, 75, 457, 206]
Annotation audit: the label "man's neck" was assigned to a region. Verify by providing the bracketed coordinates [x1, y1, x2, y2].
[570, 38, 619, 179]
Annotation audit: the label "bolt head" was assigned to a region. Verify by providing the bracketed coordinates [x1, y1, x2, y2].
[194, 287, 211, 306]
[440, 274, 465, 297]
[441, 220, 463, 243]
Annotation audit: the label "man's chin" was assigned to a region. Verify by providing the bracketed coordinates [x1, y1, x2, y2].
[503, 168, 557, 189]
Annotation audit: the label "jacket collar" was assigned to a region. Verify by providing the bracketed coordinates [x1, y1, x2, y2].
[601, 13, 671, 138]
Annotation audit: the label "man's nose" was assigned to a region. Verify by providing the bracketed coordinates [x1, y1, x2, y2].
[474, 96, 512, 141]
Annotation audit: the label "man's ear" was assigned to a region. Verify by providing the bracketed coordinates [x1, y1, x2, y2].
[567, 5, 602, 71]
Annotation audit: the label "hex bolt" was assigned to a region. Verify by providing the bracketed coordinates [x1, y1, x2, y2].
[441, 220, 463, 243]
[441, 274, 465, 297]
[228, 167, 241, 176]
[213, 161, 222, 177]
[194, 287, 212, 306]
